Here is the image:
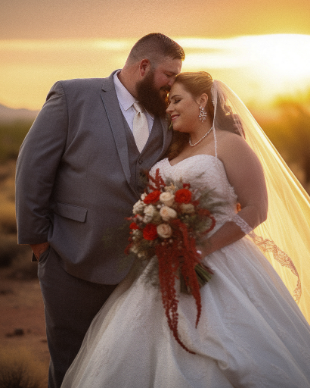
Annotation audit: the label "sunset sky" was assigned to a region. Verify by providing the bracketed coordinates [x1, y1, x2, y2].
[1, 0, 310, 110]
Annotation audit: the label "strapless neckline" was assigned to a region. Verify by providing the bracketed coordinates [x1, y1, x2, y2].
[166, 154, 220, 168]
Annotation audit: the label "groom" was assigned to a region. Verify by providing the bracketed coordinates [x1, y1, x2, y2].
[15, 33, 184, 388]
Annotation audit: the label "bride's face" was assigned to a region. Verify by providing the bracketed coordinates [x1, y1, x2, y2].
[166, 83, 200, 132]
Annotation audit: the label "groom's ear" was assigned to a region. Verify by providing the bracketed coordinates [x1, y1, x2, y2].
[139, 59, 151, 76]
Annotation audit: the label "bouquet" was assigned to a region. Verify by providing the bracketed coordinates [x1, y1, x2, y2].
[125, 169, 217, 353]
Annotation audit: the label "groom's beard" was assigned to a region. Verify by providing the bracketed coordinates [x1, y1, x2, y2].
[136, 70, 169, 118]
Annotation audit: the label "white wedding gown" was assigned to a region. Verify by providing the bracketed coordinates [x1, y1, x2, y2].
[61, 155, 310, 388]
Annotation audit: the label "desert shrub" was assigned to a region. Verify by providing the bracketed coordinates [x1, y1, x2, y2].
[0, 161, 17, 235]
[9, 251, 38, 280]
[0, 235, 20, 267]
[0, 235, 36, 278]
[0, 163, 16, 198]
[0, 160, 36, 273]
[253, 96, 310, 193]
[0, 160, 16, 184]
[0, 347, 46, 388]
[0, 201, 17, 234]
[0, 121, 31, 163]
[258, 93, 310, 184]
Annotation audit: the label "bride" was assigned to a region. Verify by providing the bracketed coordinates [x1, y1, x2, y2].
[61, 72, 310, 387]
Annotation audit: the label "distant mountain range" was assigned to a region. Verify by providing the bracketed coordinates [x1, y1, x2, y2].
[0, 103, 39, 123]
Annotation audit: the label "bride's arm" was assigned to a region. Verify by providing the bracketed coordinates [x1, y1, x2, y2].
[199, 133, 268, 256]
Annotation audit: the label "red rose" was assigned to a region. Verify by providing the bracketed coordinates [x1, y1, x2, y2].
[143, 224, 158, 240]
[144, 190, 161, 204]
[175, 188, 192, 204]
[129, 222, 139, 230]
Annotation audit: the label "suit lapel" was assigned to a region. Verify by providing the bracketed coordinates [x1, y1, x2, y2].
[100, 72, 131, 185]
[100, 72, 173, 186]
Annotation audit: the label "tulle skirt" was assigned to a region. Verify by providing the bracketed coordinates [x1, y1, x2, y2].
[61, 237, 310, 388]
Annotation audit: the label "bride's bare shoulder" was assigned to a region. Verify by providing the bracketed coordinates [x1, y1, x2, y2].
[216, 129, 256, 161]
[216, 129, 247, 148]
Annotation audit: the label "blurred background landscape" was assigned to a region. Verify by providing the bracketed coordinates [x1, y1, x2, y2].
[1, 0, 310, 386]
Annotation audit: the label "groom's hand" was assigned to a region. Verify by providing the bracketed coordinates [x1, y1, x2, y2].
[30, 242, 50, 261]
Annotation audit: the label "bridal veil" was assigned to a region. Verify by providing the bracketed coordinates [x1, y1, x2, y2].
[211, 80, 310, 322]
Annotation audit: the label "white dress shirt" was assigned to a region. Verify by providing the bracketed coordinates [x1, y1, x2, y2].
[113, 71, 154, 134]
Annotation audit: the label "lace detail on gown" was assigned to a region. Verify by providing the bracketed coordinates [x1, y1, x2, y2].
[151, 155, 238, 228]
[231, 214, 253, 234]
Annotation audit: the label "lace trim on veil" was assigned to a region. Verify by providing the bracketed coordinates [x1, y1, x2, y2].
[232, 215, 301, 303]
[248, 231, 302, 303]
[211, 80, 302, 305]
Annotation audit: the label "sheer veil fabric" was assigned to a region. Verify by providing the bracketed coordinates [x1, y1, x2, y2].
[211, 80, 310, 322]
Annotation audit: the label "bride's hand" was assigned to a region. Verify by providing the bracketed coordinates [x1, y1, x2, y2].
[197, 239, 213, 258]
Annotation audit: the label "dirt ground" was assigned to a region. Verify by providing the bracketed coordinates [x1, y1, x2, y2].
[0, 159, 49, 385]
[0, 266, 49, 386]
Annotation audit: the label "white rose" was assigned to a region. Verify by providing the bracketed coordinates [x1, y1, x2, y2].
[143, 215, 151, 223]
[143, 205, 156, 223]
[140, 193, 147, 200]
[180, 203, 195, 214]
[160, 206, 177, 221]
[144, 205, 155, 217]
[133, 200, 146, 214]
[159, 192, 175, 207]
[157, 224, 172, 238]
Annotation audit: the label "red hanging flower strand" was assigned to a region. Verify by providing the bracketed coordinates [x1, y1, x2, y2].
[174, 219, 202, 328]
[155, 218, 204, 354]
[156, 240, 196, 354]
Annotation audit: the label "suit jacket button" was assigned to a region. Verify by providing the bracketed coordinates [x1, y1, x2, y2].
[138, 159, 143, 165]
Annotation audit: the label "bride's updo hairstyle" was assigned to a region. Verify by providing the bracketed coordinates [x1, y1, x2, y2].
[174, 71, 215, 118]
[167, 71, 243, 160]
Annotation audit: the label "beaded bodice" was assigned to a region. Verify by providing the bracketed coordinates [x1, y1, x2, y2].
[151, 155, 238, 230]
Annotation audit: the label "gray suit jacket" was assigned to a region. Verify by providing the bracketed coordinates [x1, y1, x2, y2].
[15, 71, 172, 284]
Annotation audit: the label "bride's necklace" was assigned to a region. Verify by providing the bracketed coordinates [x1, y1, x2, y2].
[189, 125, 213, 147]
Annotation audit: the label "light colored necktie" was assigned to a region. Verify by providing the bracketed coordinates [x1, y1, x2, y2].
[132, 102, 149, 152]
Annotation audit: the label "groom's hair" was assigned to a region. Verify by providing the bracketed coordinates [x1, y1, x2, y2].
[127, 33, 185, 67]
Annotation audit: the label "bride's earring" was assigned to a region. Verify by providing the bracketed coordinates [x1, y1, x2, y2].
[199, 106, 207, 122]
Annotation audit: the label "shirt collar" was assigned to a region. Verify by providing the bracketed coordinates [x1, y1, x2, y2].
[113, 71, 154, 119]
[113, 71, 136, 111]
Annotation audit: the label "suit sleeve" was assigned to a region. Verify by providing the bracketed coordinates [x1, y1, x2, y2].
[15, 81, 68, 244]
